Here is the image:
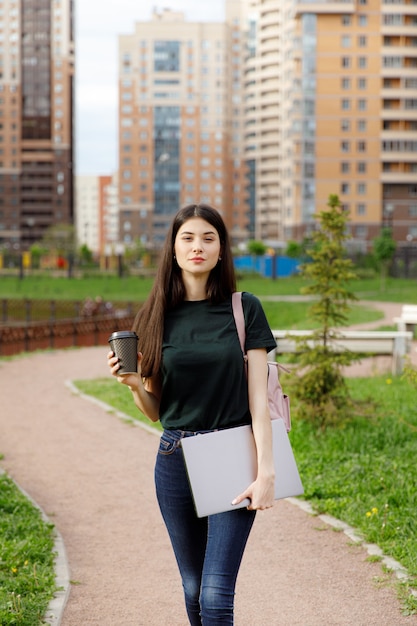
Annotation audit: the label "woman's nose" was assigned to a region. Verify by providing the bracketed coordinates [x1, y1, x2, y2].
[192, 240, 202, 252]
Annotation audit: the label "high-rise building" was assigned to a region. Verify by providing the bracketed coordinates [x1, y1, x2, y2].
[118, 7, 250, 248]
[280, 0, 417, 250]
[76, 173, 119, 255]
[0, 0, 75, 252]
[243, 0, 282, 244]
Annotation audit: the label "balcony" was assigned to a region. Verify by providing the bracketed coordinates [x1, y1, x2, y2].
[295, 0, 354, 15]
[381, 108, 417, 120]
[381, 172, 417, 183]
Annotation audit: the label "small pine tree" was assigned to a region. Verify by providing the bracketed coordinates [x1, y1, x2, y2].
[291, 194, 360, 428]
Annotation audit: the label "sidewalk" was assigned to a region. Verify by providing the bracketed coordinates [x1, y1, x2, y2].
[0, 301, 416, 625]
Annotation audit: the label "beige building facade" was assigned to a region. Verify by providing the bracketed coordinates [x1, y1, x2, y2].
[76, 173, 119, 255]
[0, 0, 75, 252]
[117, 7, 252, 248]
[280, 0, 417, 249]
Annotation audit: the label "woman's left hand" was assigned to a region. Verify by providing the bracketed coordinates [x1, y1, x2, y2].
[232, 475, 275, 511]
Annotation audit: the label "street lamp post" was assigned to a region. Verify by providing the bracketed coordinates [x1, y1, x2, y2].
[405, 234, 414, 279]
[383, 203, 394, 233]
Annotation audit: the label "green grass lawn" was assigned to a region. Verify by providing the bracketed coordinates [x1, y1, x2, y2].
[261, 301, 383, 329]
[1, 274, 417, 304]
[0, 474, 56, 625]
[291, 375, 417, 581]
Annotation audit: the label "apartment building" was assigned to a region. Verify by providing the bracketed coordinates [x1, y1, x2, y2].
[117, 7, 251, 248]
[280, 0, 417, 249]
[76, 173, 119, 255]
[0, 0, 75, 252]
[243, 0, 282, 243]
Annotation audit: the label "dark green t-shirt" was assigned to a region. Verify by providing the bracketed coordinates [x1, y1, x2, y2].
[159, 292, 276, 431]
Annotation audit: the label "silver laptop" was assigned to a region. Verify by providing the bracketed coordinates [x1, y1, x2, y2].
[181, 418, 304, 518]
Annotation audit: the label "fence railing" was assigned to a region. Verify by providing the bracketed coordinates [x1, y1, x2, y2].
[0, 299, 140, 357]
[1, 299, 137, 323]
[0, 314, 137, 357]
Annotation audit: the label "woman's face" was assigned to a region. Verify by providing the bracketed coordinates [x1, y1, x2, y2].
[174, 217, 222, 278]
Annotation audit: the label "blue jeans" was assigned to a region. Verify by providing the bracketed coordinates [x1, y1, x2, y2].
[154, 429, 256, 626]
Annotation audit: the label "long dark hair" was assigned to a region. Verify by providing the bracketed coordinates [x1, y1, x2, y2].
[133, 204, 236, 378]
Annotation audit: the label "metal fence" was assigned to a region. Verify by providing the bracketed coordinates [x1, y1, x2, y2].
[0, 314, 137, 357]
[1, 299, 137, 323]
[0, 299, 139, 357]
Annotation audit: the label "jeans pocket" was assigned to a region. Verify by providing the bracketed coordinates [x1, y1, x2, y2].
[158, 431, 180, 456]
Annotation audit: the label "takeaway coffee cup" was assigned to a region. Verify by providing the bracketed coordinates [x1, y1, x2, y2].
[108, 330, 138, 375]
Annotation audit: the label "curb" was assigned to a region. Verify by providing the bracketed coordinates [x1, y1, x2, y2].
[287, 497, 415, 593]
[0, 469, 70, 625]
[65, 379, 160, 438]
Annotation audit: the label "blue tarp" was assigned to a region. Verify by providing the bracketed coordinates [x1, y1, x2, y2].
[234, 255, 300, 278]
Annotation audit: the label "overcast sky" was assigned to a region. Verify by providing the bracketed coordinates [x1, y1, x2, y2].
[75, 1, 225, 176]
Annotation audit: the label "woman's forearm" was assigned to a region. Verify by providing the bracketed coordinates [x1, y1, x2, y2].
[251, 415, 275, 478]
[247, 349, 275, 480]
[129, 379, 160, 423]
[130, 387, 159, 422]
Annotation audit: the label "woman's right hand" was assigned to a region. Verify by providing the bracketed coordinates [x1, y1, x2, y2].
[107, 350, 142, 391]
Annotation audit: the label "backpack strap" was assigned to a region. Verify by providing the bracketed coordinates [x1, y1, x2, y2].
[232, 292, 290, 374]
[231, 291, 246, 356]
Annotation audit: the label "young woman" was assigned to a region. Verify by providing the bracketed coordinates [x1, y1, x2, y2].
[108, 204, 276, 625]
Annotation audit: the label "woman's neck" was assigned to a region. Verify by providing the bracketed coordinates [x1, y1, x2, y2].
[182, 275, 208, 301]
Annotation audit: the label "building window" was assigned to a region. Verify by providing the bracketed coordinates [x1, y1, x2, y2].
[342, 78, 351, 89]
[341, 99, 350, 110]
[358, 78, 367, 89]
[342, 35, 352, 48]
[341, 56, 351, 68]
[357, 141, 367, 152]
[154, 40, 180, 72]
[357, 183, 366, 194]
[384, 56, 402, 68]
[357, 203, 366, 215]
[355, 225, 368, 238]
[358, 35, 367, 47]
[358, 57, 367, 68]
[341, 141, 350, 152]
[341, 162, 350, 173]
[341, 119, 350, 131]
[357, 162, 367, 173]
[358, 99, 367, 111]
[341, 183, 350, 194]
[357, 119, 367, 132]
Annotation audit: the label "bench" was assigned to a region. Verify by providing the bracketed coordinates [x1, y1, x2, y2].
[270, 329, 413, 376]
[393, 304, 417, 334]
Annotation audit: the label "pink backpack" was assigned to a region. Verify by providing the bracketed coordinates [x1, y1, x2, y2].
[232, 292, 291, 432]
